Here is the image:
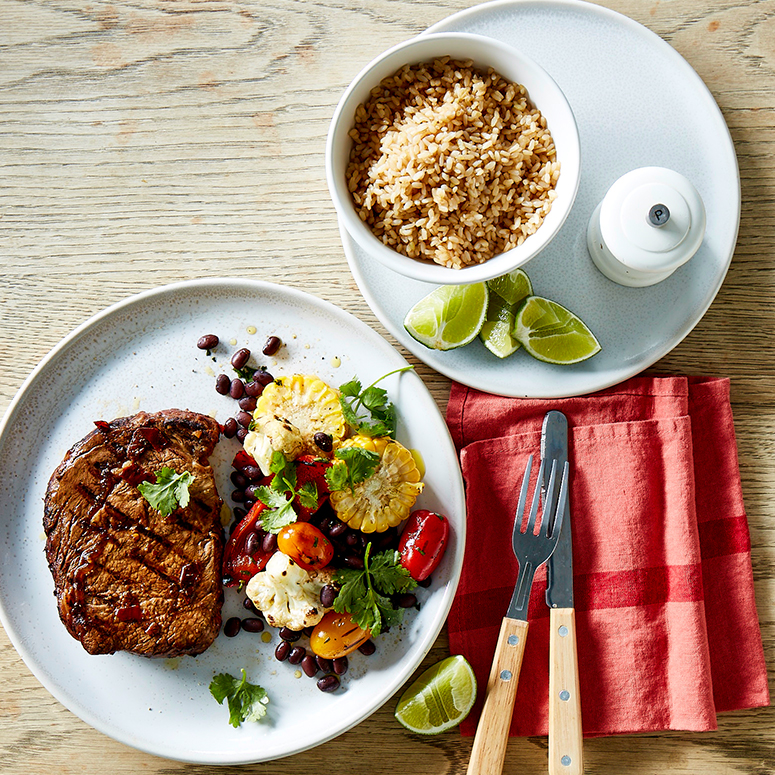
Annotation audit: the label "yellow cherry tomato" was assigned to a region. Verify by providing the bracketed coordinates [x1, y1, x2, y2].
[276, 522, 333, 571]
[309, 611, 371, 659]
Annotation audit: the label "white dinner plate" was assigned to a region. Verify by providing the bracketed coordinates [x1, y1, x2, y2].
[0, 279, 465, 764]
[342, 0, 739, 398]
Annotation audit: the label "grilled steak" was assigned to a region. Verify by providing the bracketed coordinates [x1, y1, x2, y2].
[43, 409, 224, 657]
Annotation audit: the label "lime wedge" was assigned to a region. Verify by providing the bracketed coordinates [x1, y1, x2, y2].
[479, 293, 520, 358]
[404, 284, 488, 351]
[394, 655, 477, 735]
[487, 268, 533, 305]
[514, 296, 601, 364]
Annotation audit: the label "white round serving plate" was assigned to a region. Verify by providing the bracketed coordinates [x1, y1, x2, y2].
[342, 0, 740, 398]
[0, 279, 465, 764]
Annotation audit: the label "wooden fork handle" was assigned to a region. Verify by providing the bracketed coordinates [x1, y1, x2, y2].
[548, 608, 584, 775]
[466, 617, 528, 775]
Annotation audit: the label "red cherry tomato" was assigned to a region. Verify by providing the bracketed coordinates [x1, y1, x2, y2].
[398, 509, 449, 582]
[222, 501, 274, 587]
[309, 611, 371, 659]
[276, 522, 334, 571]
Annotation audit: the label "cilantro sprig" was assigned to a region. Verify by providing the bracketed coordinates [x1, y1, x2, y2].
[209, 670, 269, 727]
[253, 451, 319, 533]
[324, 447, 380, 494]
[333, 543, 417, 635]
[338, 366, 413, 438]
[137, 467, 193, 516]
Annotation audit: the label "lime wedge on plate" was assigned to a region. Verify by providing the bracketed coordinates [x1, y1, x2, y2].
[404, 284, 488, 350]
[479, 293, 520, 358]
[487, 268, 533, 305]
[514, 296, 601, 364]
[394, 655, 477, 735]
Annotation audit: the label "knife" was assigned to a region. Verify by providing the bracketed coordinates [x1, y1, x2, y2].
[542, 411, 583, 775]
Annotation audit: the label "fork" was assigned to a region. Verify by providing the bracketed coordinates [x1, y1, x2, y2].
[466, 454, 569, 775]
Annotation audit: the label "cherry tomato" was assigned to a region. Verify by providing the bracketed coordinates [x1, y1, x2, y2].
[222, 501, 274, 586]
[277, 522, 334, 571]
[398, 509, 449, 582]
[293, 455, 331, 519]
[309, 611, 371, 659]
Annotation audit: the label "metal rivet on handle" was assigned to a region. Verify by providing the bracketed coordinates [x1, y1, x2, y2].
[560, 690, 571, 701]
[558, 625, 569, 637]
[500, 670, 512, 682]
[561, 755, 572, 767]
[508, 635, 520, 646]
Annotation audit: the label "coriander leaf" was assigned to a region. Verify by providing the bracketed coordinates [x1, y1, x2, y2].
[254, 485, 288, 510]
[369, 549, 417, 594]
[338, 366, 412, 438]
[324, 448, 380, 493]
[269, 451, 297, 494]
[137, 467, 194, 516]
[210, 670, 269, 728]
[254, 486, 297, 533]
[297, 481, 319, 511]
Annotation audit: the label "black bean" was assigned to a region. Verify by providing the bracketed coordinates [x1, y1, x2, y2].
[262, 336, 281, 356]
[262, 533, 277, 554]
[242, 596, 258, 612]
[320, 585, 337, 609]
[244, 380, 264, 397]
[315, 656, 333, 673]
[244, 497, 256, 509]
[231, 489, 246, 503]
[318, 517, 331, 533]
[343, 554, 364, 570]
[313, 432, 333, 452]
[245, 484, 259, 500]
[230, 378, 245, 399]
[224, 617, 241, 637]
[345, 532, 359, 547]
[301, 655, 319, 677]
[231, 471, 248, 489]
[317, 675, 340, 693]
[288, 646, 306, 665]
[243, 465, 262, 482]
[275, 641, 291, 662]
[237, 411, 253, 428]
[417, 576, 432, 588]
[397, 593, 417, 608]
[279, 627, 301, 642]
[223, 418, 238, 439]
[244, 531, 260, 557]
[239, 396, 257, 412]
[255, 370, 275, 386]
[358, 639, 376, 656]
[302, 626, 315, 637]
[232, 507, 247, 522]
[328, 520, 347, 538]
[332, 657, 348, 676]
[242, 617, 264, 633]
[236, 428, 248, 442]
[197, 334, 219, 350]
[231, 348, 251, 370]
[215, 373, 230, 395]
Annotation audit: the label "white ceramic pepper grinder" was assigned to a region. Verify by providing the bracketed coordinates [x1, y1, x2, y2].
[587, 167, 706, 287]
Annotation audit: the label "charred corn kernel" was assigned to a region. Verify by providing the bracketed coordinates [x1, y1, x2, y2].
[330, 436, 423, 533]
[253, 374, 346, 454]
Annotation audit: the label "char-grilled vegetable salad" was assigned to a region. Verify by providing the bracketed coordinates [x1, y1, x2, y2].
[197, 336, 450, 727]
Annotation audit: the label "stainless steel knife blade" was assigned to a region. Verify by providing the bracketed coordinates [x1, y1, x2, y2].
[541, 411, 573, 609]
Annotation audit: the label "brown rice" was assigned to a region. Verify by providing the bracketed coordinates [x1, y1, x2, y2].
[346, 57, 560, 269]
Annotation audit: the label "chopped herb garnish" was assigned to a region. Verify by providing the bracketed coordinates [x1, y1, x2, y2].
[325, 447, 380, 493]
[209, 670, 269, 727]
[333, 544, 417, 635]
[338, 366, 413, 438]
[254, 451, 319, 533]
[137, 467, 193, 516]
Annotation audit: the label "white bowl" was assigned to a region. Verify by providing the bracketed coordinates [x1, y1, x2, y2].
[326, 32, 581, 285]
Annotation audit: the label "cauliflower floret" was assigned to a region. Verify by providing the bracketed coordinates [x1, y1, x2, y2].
[246, 551, 334, 631]
[244, 414, 305, 474]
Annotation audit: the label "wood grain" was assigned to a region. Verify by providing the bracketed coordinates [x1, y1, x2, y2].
[1, 0, 774, 773]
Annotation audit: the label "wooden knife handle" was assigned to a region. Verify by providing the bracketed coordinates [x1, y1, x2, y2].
[548, 608, 584, 775]
[466, 617, 528, 775]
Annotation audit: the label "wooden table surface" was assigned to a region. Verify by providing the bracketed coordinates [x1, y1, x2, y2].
[1, 0, 773, 772]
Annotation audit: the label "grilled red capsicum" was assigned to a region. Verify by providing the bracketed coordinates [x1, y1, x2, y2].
[222, 501, 274, 586]
[398, 509, 449, 581]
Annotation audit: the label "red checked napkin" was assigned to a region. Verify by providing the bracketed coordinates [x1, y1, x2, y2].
[446, 376, 769, 737]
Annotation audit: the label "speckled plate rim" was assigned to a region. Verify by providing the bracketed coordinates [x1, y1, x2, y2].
[340, 0, 740, 398]
[0, 278, 465, 764]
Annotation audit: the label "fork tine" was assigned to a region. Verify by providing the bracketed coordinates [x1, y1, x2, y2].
[514, 454, 533, 529]
[525, 457, 546, 535]
[541, 458, 559, 538]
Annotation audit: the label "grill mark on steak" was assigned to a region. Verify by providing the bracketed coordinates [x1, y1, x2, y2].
[44, 409, 224, 658]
